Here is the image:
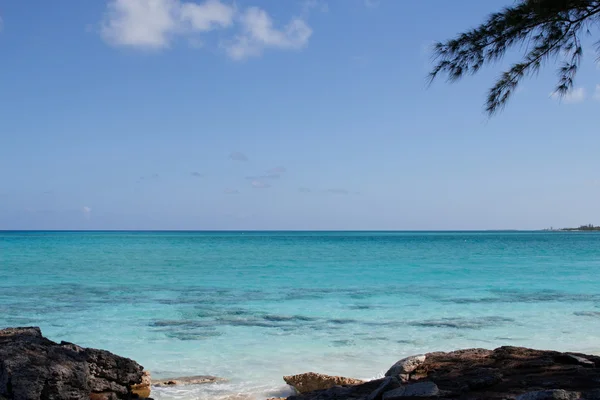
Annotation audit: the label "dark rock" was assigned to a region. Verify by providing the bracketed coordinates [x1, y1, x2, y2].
[366, 377, 400, 400]
[554, 355, 595, 368]
[381, 381, 439, 399]
[286, 385, 353, 400]
[0, 327, 145, 400]
[464, 368, 503, 390]
[582, 389, 600, 400]
[286, 379, 387, 400]
[515, 389, 581, 400]
[282, 346, 600, 400]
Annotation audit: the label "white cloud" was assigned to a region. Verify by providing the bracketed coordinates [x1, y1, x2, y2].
[564, 87, 586, 103]
[262, 173, 281, 179]
[260, 166, 287, 179]
[101, 0, 313, 59]
[593, 84, 600, 101]
[180, 0, 235, 31]
[101, 0, 179, 48]
[82, 206, 92, 219]
[224, 7, 312, 60]
[101, 0, 235, 49]
[551, 87, 586, 104]
[251, 180, 270, 188]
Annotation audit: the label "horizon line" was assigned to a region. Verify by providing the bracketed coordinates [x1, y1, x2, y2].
[0, 229, 551, 232]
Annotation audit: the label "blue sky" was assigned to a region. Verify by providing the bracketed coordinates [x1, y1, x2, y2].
[1, 0, 599, 230]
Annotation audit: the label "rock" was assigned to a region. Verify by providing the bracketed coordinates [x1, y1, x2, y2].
[89, 392, 118, 400]
[152, 375, 225, 387]
[582, 389, 600, 400]
[282, 379, 401, 400]
[555, 354, 596, 368]
[366, 377, 400, 400]
[283, 346, 600, 400]
[385, 355, 426, 377]
[0, 327, 145, 400]
[131, 371, 152, 398]
[515, 389, 581, 400]
[287, 385, 356, 400]
[283, 373, 364, 394]
[464, 368, 503, 390]
[381, 381, 440, 399]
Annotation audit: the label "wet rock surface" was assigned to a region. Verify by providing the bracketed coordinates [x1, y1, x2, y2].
[284, 346, 600, 400]
[0, 327, 146, 400]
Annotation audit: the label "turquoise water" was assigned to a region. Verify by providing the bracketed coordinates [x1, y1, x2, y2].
[2, 231, 600, 399]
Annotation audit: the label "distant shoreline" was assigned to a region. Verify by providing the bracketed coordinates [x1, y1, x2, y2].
[543, 225, 600, 232]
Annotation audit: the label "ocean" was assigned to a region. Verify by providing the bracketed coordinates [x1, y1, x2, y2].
[1, 231, 600, 399]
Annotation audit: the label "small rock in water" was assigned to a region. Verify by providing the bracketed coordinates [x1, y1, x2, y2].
[382, 381, 439, 399]
[385, 355, 426, 377]
[152, 375, 225, 387]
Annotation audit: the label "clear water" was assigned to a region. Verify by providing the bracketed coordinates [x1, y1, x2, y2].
[1, 231, 600, 399]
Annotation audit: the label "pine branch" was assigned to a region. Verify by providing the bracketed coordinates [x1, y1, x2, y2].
[428, 0, 600, 115]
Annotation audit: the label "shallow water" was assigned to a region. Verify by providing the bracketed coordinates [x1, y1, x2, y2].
[1, 231, 600, 399]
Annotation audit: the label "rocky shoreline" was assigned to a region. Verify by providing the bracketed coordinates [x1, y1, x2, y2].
[3, 327, 600, 400]
[0, 327, 146, 400]
[278, 347, 600, 400]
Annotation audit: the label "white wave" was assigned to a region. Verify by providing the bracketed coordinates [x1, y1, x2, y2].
[151, 381, 295, 400]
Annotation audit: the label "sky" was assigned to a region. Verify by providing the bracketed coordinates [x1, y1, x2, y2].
[1, 0, 599, 230]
